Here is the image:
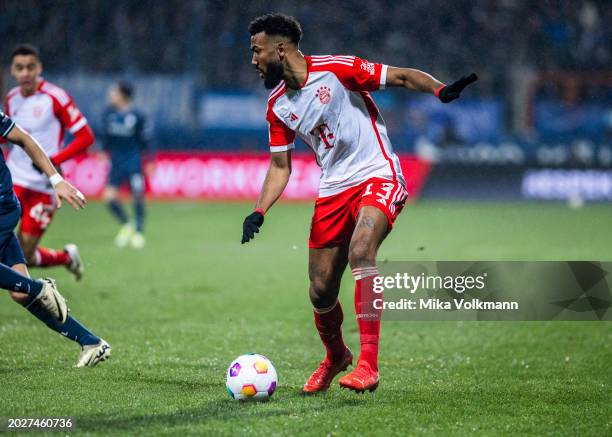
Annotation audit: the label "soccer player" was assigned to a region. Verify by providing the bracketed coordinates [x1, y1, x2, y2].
[4, 44, 96, 280]
[101, 81, 148, 249]
[0, 109, 111, 367]
[242, 14, 477, 393]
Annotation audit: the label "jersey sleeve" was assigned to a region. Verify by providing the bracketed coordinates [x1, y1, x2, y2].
[0, 111, 15, 139]
[330, 56, 388, 92]
[54, 95, 89, 134]
[266, 107, 295, 153]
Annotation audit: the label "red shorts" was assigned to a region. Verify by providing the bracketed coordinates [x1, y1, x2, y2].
[13, 185, 57, 237]
[309, 177, 408, 249]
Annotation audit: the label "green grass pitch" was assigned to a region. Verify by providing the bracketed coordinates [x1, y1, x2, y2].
[1, 200, 610, 435]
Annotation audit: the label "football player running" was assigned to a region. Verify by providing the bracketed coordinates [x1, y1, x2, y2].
[242, 13, 476, 393]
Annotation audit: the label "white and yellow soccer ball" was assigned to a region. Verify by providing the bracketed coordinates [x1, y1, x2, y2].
[226, 353, 278, 401]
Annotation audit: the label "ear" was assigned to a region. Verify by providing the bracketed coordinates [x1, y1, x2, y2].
[276, 41, 287, 60]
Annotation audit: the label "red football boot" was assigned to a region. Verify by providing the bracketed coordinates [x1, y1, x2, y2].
[303, 348, 353, 394]
[338, 360, 379, 393]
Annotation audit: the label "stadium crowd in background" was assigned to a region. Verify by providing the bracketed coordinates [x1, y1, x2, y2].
[1, 0, 609, 95]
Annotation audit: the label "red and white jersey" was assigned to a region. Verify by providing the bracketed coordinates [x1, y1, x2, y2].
[5, 80, 88, 193]
[266, 55, 405, 197]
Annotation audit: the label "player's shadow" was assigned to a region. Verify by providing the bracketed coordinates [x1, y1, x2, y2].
[78, 402, 302, 432]
[115, 373, 220, 391]
[77, 375, 368, 433]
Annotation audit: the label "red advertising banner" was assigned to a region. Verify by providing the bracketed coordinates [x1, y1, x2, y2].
[61, 151, 431, 200]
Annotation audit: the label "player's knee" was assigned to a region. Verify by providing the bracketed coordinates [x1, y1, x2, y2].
[18, 240, 37, 264]
[130, 174, 145, 197]
[103, 188, 117, 202]
[348, 242, 375, 269]
[309, 283, 338, 309]
[309, 273, 340, 303]
[10, 291, 29, 304]
[23, 250, 37, 266]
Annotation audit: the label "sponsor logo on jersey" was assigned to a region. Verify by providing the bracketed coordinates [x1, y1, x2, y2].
[316, 86, 331, 104]
[290, 112, 299, 121]
[360, 60, 375, 75]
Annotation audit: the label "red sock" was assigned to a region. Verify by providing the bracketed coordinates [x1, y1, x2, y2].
[352, 267, 382, 371]
[313, 301, 346, 363]
[34, 247, 71, 267]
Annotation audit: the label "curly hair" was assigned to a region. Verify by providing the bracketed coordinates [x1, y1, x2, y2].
[248, 13, 302, 44]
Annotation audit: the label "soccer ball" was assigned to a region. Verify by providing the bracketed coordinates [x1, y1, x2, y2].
[226, 354, 278, 401]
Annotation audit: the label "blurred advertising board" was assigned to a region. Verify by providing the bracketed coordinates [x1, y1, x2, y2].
[61, 151, 431, 200]
[420, 163, 612, 202]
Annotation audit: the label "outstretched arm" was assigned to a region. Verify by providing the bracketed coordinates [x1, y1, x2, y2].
[386, 67, 478, 103]
[6, 125, 86, 210]
[241, 150, 292, 244]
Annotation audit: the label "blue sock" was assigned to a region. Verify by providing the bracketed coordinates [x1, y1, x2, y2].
[0, 263, 43, 297]
[134, 197, 145, 233]
[108, 199, 128, 225]
[22, 295, 100, 346]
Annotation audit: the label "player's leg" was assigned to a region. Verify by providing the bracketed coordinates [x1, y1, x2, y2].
[338, 179, 408, 392]
[10, 262, 98, 344]
[338, 205, 389, 392]
[0, 224, 67, 322]
[303, 189, 359, 393]
[14, 186, 80, 277]
[20, 232, 68, 268]
[303, 244, 353, 393]
[309, 245, 349, 361]
[0, 206, 43, 296]
[10, 261, 111, 367]
[103, 184, 128, 225]
[103, 180, 132, 247]
[0, 261, 44, 296]
[129, 172, 146, 248]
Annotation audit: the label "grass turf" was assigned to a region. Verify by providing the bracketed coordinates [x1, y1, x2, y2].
[0, 200, 611, 436]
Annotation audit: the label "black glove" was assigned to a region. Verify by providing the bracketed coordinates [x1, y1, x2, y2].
[437, 73, 478, 103]
[241, 211, 264, 244]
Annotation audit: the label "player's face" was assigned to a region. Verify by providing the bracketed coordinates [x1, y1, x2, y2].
[11, 55, 42, 95]
[250, 32, 284, 89]
[108, 86, 123, 108]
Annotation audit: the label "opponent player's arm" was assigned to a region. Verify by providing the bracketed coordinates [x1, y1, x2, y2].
[47, 98, 95, 165]
[386, 67, 478, 103]
[50, 124, 95, 165]
[6, 125, 86, 210]
[241, 151, 292, 244]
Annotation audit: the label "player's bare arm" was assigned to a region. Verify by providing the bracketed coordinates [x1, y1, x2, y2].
[6, 125, 86, 210]
[386, 67, 478, 103]
[241, 150, 292, 244]
[255, 150, 292, 213]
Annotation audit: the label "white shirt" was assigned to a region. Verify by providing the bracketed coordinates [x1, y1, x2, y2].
[266, 55, 405, 197]
[5, 80, 87, 193]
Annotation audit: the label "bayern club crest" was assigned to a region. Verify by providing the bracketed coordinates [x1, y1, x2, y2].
[316, 86, 331, 104]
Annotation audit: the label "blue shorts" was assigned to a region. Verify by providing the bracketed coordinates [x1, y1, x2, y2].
[0, 207, 26, 266]
[109, 161, 141, 187]
[108, 160, 145, 196]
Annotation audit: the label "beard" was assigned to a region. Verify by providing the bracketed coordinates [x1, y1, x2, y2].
[263, 59, 284, 89]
